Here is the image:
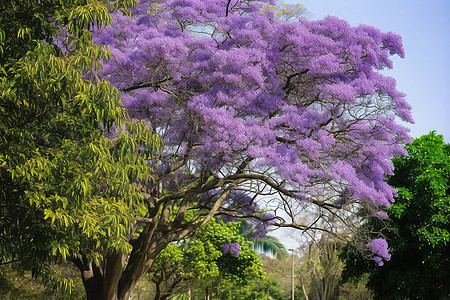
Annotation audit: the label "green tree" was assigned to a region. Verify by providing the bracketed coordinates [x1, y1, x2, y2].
[341, 132, 450, 299]
[212, 278, 284, 300]
[147, 219, 265, 300]
[298, 238, 343, 300]
[0, 0, 159, 298]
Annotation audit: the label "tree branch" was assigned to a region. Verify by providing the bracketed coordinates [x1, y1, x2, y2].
[120, 77, 172, 93]
[0, 259, 20, 266]
[282, 69, 309, 91]
[226, 0, 232, 17]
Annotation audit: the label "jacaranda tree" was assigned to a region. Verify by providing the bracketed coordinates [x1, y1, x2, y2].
[2, 0, 413, 299]
[86, 0, 412, 298]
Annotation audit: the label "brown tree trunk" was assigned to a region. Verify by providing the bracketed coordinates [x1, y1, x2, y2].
[100, 252, 124, 300]
[205, 287, 210, 300]
[73, 186, 219, 300]
[81, 268, 103, 300]
[75, 252, 139, 300]
[79, 268, 137, 300]
[154, 281, 162, 300]
[76, 238, 171, 299]
[73, 255, 104, 300]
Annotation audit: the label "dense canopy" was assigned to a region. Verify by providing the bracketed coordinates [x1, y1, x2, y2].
[95, 0, 412, 230]
[1, 0, 413, 299]
[342, 132, 450, 300]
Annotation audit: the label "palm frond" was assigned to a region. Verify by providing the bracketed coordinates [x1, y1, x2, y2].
[252, 235, 288, 260]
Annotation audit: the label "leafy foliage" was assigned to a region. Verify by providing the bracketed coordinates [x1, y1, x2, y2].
[341, 132, 450, 300]
[0, 0, 159, 295]
[252, 235, 288, 260]
[214, 278, 285, 300]
[148, 219, 264, 299]
[0, 264, 85, 300]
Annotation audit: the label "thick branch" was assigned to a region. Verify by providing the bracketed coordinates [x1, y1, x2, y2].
[101, 252, 124, 300]
[118, 218, 159, 299]
[226, 173, 340, 209]
[276, 136, 296, 144]
[282, 69, 309, 91]
[154, 140, 193, 181]
[167, 189, 233, 242]
[120, 77, 172, 93]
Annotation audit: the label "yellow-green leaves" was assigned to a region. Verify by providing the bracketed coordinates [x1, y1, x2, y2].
[151, 219, 265, 288]
[1, 1, 163, 296]
[67, 0, 112, 36]
[0, 28, 5, 54]
[17, 27, 31, 40]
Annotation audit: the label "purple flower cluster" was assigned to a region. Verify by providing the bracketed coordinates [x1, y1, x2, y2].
[372, 210, 389, 218]
[92, 0, 413, 229]
[369, 238, 391, 266]
[223, 242, 240, 257]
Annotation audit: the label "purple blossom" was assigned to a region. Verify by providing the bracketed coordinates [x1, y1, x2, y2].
[92, 0, 413, 247]
[223, 242, 240, 257]
[368, 238, 391, 266]
[372, 210, 389, 218]
[333, 199, 344, 207]
[264, 213, 276, 226]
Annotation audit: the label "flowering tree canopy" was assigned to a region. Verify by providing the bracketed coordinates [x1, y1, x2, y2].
[97, 0, 411, 235]
[1, 0, 412, 299]
[85, 0, 413, 298]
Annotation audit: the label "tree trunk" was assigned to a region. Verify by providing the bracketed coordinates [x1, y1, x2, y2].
[73, 255, 104, 300]
[205, 287, 210, 300]
[81, 268, 103, 300]
[76, 254, 141, 300]
[74, 196, 207, 300]
[75, 237, 171, 300]
[299, 273, 309, 300]
[154, 281, 162, 300]
[101, 252, 124, 300]
[80, 270, 139, 300]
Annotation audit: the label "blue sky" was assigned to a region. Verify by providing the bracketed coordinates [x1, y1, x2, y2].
[288, 0, 450, 142]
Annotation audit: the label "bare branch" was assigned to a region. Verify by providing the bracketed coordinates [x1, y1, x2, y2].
[120, 77, 173, 92]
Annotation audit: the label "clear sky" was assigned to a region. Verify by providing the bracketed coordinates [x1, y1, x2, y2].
[288, 0, 450, 142]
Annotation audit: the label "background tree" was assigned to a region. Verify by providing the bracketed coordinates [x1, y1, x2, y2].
[1, 0, 413, 299]
[300, 238, 343, 300]
[341, 132, 450, 300]
[146, 218, 264, 300]
[209, 278, 285, 300]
